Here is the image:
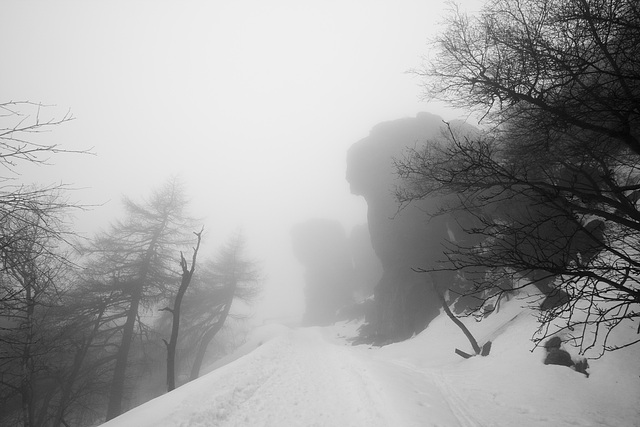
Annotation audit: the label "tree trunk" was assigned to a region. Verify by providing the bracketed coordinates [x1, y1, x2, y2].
[21, 276, 35, 427]
[165, 286, 189, 391]
[105, 282, 142, 420]
[164, 259, 191, 391]
[189, 294, 233, 381]
[53, 308, 105, 427]
[432, 279, 481, 356]
[106, 228, 163, 421]
[165, 230, 202, 391]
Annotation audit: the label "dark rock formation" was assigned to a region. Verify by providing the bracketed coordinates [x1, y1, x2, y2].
[346, 113, 480, 342]
[346, 112, 607, 342]
[349, 224, 382, 299]
[291, 219, 355, 326]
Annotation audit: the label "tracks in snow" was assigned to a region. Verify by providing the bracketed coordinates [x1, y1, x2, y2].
[386, 359, 487, 427]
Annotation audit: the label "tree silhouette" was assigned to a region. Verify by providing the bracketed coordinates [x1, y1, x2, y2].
[402, 0, 640, 356]
[174, 231, 261, 381]
[83, 179, 193, 420]
[161, 227, 203, 392]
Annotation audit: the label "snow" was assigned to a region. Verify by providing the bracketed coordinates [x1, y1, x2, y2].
[101, 300, 640, 427]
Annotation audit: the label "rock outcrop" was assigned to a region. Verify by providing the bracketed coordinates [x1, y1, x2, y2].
[346, 112, 479, 341]
[349, 224, 382, 299]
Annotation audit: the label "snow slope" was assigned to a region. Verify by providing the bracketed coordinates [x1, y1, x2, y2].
[101, 301, 640, 427]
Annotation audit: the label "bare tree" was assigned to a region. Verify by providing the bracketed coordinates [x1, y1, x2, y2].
[0, 101, 80, 172]
[0, 100, 92, 426]
[0, 195, 79, 427]
[397, 121, 639, 356]
[47, 272, 136, 427]
[161, 227, 203, 392]
[417, 0, 639, 152]
[172, 231, 261, 381]
[83, 179, 194, 420]
[0, 101, 87, 240]
[402, 0, 640, 356]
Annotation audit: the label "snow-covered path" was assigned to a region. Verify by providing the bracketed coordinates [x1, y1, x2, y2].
[101, 327, 468, 427]
[102, 303, 640, 427]
[189, 328, 394, 427]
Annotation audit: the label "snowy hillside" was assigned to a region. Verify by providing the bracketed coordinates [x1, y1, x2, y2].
[101, 300, 640, 427]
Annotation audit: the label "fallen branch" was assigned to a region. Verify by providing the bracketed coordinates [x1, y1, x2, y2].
[435, 285, 490, 358]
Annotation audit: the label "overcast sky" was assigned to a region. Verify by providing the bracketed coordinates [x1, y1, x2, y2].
[2, 0, 479, 320]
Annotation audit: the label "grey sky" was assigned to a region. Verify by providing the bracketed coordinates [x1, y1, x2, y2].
[2, 0, 479, 320]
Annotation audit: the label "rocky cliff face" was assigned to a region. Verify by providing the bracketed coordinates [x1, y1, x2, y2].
[346, 113, 478, 342]
[348, 224, 382, 300]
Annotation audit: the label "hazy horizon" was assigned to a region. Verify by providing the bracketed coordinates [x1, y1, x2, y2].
[3, 0, 480, 320]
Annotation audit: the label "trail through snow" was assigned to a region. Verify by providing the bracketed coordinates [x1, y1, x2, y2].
[194, 328, 396, 427]
[102, 302, 640, 427]
[104, 327, 463, 427]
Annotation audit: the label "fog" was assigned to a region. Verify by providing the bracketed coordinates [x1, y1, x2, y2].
[2, 0, 478, 321]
